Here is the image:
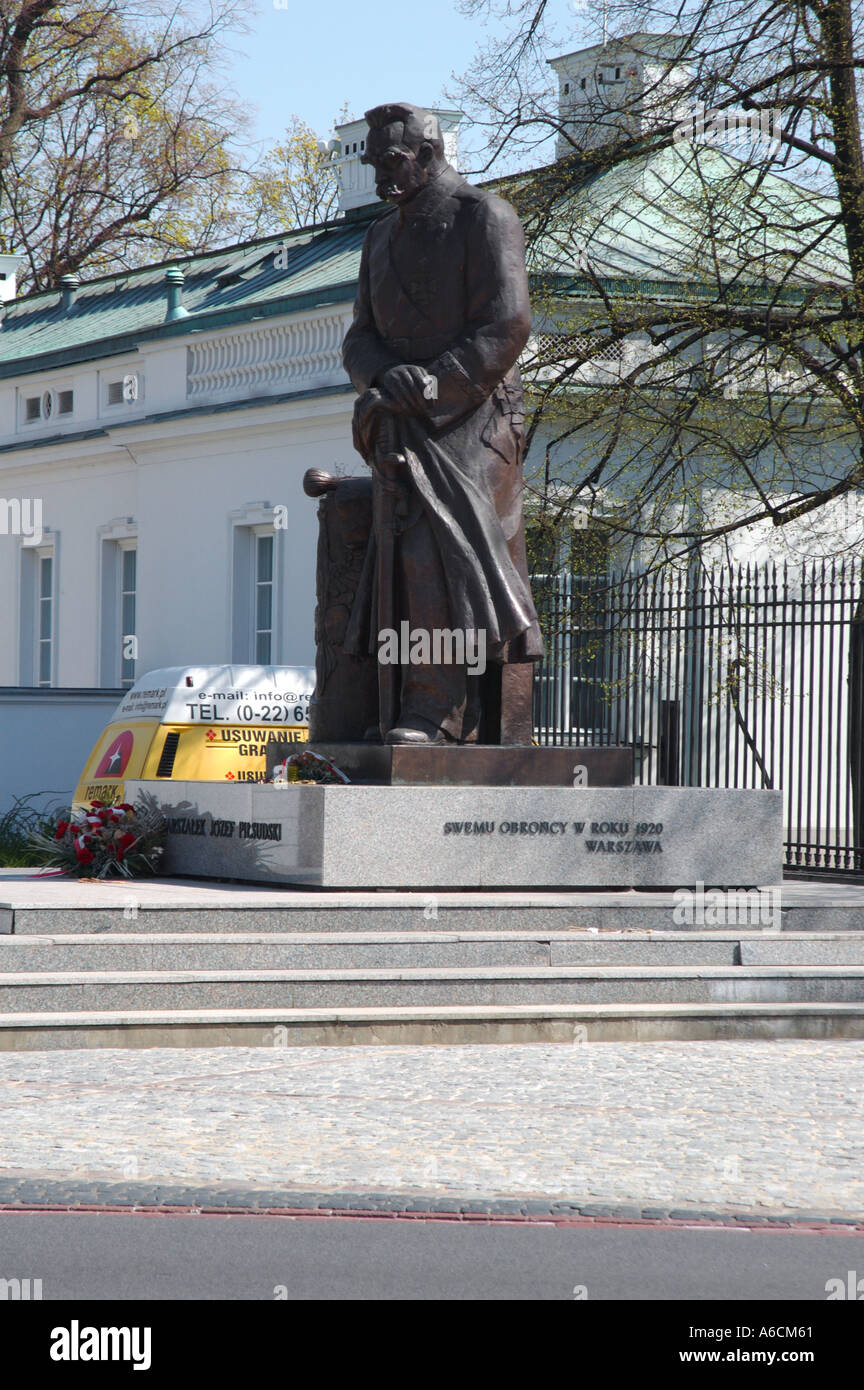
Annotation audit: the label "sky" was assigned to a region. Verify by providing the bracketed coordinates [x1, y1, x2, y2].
[228, 0, 592, 157]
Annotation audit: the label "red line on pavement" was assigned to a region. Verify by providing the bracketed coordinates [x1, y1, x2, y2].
[0, 1204, 861, 1233]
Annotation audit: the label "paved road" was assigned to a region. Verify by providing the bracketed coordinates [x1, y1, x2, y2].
[1, 1043, 862, 1219]
[0, 1211, 859, 1301]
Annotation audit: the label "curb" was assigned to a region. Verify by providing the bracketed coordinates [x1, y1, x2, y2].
[0, 1178, 861, 1231]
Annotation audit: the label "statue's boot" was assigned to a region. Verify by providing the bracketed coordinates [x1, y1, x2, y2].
[385, 715, 455, 746]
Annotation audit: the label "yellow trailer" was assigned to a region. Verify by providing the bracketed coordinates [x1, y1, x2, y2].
[73, 665, 313, 811]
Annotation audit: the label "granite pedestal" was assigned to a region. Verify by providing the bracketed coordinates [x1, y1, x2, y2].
[266, 742, 633, 787]
[126, 780, 784, 889]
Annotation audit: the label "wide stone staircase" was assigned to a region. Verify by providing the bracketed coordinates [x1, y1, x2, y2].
[2, 887, 864, 1047]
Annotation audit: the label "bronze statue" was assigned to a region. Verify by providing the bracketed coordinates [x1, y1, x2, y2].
[340, 101, 543, 746]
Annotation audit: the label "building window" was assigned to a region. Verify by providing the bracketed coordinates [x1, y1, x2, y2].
[103, 372, 141, 409]
[36, 551, 54, 686]
[564, 82, 570, 94]
[526, 520, 561, 578]
[98, 520, 137, 687]
[19, 537, 57, 685]
[22, 386, 74, 425]
[569, 528, 611, 732]
[530, 521, 611, 735]
[119, 542, 137, 686]
[255, 533, 273, 664]
[230, 504, 282, 665]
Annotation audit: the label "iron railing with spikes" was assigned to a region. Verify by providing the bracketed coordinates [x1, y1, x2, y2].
[531, 560, 864, 877]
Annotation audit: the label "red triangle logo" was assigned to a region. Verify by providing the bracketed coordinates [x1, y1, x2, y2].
[94, 730, 135, 778]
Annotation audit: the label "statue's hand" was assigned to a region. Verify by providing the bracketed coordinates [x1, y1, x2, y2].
[353, 388, 386, 459]
[376, 365, 438, 415]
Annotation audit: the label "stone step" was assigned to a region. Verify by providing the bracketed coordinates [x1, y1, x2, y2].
[2, 931, 864, 971]
[4, 878, 862, 1046]
[1, 1001, 863, 1049]
[3, 964, 864, 1011]
[4, 888, 864, 935]
[740, 938, 864, 965]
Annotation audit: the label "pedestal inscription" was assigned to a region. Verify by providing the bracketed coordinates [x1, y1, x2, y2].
[126, 781, 783, 889]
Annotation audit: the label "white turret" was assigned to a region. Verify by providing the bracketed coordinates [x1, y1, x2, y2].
[548, 32, 693, 157]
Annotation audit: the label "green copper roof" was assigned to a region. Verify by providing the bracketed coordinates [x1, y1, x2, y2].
[525, 145, 849, 293]
[0, 144, 849, 380]
[0, 213, 376, 376]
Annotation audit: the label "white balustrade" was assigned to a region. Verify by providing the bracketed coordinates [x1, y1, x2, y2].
[186, 311, 352, 399]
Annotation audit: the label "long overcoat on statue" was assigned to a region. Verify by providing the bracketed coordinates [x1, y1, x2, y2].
[342, 163, 544, 663]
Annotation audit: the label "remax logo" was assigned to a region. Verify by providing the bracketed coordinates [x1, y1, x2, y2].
[94, 730, 134, 778]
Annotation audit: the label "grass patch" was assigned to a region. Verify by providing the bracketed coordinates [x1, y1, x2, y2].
[0, 794, 67, 867]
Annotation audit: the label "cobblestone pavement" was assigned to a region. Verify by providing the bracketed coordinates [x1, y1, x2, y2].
[1, 1045, 864, 1217]
[0, 1042, 862, 1219]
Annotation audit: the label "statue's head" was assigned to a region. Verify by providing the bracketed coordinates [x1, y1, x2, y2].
[361, 103, 447, 206]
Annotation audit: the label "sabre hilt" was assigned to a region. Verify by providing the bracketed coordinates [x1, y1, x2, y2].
[375, 411, 404, 466]
[375, 411, 409, 520]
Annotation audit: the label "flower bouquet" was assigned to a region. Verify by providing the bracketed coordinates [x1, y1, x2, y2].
[28, 799, 166, 879]
[270, 749, 350, 785]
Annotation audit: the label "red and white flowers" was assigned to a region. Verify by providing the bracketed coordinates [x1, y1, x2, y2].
[30, 800, 165, 879]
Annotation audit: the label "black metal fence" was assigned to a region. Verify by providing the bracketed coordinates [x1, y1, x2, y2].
[532, 560, 864, 877]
